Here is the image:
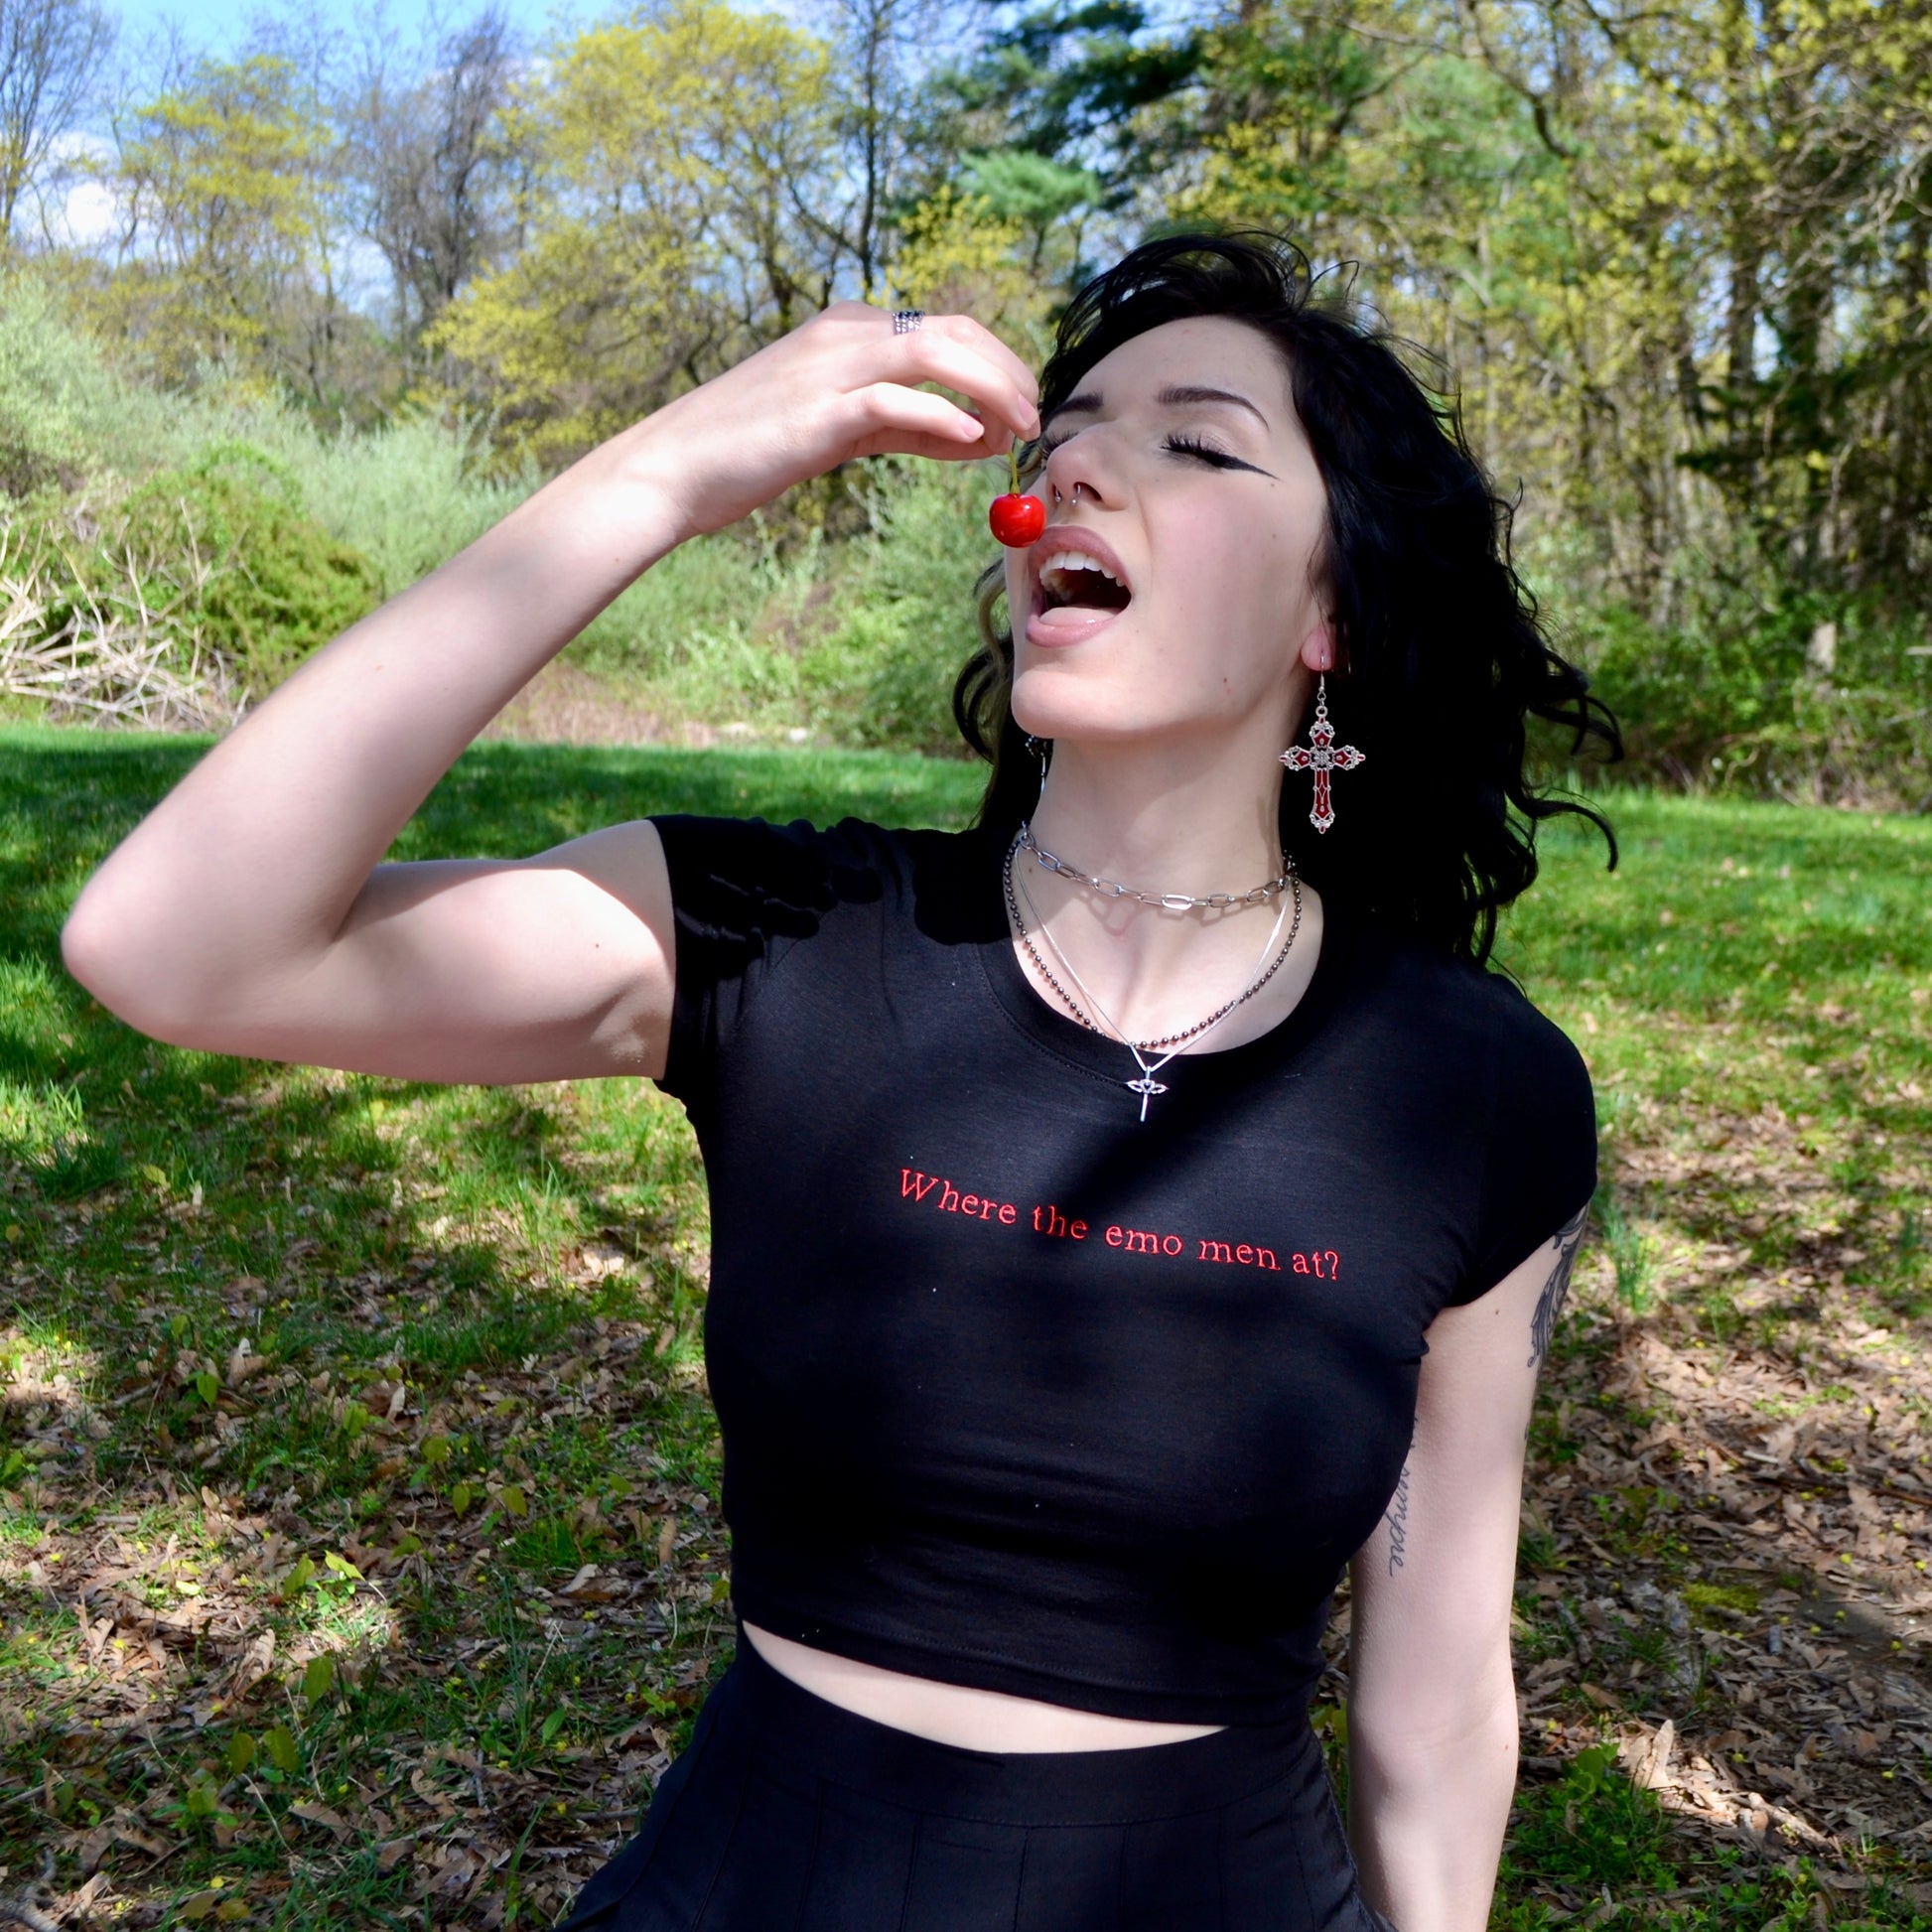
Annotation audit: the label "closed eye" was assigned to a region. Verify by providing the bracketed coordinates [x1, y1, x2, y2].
[1163, 433, 1254, 470]
[1031, 429, 1273, 477]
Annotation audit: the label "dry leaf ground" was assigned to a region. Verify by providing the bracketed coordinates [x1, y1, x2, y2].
[2, 732, 1929, 1929]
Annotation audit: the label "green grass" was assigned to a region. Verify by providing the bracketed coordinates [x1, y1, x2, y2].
[0, 726, 983, 1928]
[2, 731, 1929, 1928]
[1508, 790, 1932, 1334]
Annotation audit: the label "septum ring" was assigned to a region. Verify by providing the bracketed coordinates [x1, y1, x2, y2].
[1051, 481, 1085, 505]
[893, 310, 924, 335]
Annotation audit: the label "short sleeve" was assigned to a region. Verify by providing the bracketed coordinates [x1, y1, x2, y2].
[1450, 1000, 1597, 1306]
[649, 815, 851, 1122]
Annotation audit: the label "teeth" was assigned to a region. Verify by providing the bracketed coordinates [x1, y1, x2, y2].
[1039, 551, 1123, 586]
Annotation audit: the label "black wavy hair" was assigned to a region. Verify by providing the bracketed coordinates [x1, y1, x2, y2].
[952, 230, 1621, 965]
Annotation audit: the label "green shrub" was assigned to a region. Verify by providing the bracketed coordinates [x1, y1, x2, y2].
[802, 460, 994, 754]
[568, 522, 824, 686]
[1561, 586, 1932, 808]
[0, 269, 226, 492]
[0, 274, 116, 497]
[1513, 511, 1932, 806]
[571, 459, 993, 750]
[243, 409, 530, 599]
[113, 443, 382, 694]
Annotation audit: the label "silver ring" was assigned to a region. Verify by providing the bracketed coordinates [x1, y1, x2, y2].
[893, 309, 924, 335]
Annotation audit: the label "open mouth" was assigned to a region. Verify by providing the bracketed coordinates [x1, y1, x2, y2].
[1036, 552, 1133, 617]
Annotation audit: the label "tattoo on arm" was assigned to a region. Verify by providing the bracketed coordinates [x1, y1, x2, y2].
[1383, 1461, 1411, 1577]
[1528, 1205, 1589, 1368]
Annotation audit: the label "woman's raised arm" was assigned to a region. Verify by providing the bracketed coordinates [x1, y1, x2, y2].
[60, 306, 1038, 1085]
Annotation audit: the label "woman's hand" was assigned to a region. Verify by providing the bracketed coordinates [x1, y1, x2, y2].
[642, 304, 1041, 538]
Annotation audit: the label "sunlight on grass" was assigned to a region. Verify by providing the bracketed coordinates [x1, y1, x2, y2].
[2, 730, 1929, 1927]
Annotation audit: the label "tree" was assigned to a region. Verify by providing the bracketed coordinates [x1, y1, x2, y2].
[344, 6, 519, 358]
[99, 54, 345, 395]
[1456, 0, 1932, 622]
[797, 0, 930, 300]
[431, 0, 839, 463]
[0, 0, 114, 246]
[925, 0, 1207, 209]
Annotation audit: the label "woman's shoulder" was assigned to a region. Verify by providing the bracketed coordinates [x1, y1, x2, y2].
[649, 812, 990, 919]
[1342, 912, 1588, 1084]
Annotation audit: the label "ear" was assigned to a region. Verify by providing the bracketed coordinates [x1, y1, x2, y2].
[1299, 621, 1336, 675]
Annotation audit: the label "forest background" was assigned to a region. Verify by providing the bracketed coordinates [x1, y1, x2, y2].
[1, 0, 1929, 799]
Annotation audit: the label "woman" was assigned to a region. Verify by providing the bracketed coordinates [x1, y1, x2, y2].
[63, 231, 1617, 1932]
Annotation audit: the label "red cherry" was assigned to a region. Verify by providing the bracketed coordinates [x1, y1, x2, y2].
[989, 491, 1046, 547]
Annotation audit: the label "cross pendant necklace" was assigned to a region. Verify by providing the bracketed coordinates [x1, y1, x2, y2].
[1006, 843, 1299, 1121]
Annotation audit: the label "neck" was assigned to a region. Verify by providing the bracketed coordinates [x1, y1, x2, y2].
[1008, 735, 1299, 1042]
[1026, 737, 1285, 901]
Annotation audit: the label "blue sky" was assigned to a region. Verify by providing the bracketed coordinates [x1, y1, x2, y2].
[111, 0, 572, 61]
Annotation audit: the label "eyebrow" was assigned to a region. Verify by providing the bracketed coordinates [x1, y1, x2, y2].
[1050, 383, 1272, 430]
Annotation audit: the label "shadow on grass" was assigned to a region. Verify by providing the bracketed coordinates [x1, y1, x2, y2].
[0, 726, 978, 1927]
[5, 735, 1931, 1926]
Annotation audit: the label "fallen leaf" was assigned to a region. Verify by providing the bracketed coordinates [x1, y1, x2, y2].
[291, 1800, 351, 1840]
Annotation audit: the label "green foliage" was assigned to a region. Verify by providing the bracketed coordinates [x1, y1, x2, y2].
[802, 460, 992, 753]
[959, 151, 1102, 238]
[111, 444, 381, 693]
[564, 520, 823, 722]
[0, 291, 524, 719]
[1504, 1742, 1677, 1892]
[433, 0, 838, 464]
[555, 459, 994, 752]
[1592, 1188, 1657, 1314]
[0, 274, 112, 498]
[243, 411, 527, 600]
[925, 0, 1205, 202]
[1558, 571, 1932, 807]
[99, 56, 335, 392]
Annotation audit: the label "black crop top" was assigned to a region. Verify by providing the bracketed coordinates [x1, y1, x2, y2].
[652, 815, 1596, 1726]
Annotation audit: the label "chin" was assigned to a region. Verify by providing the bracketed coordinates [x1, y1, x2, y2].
[1011, 690, 1194, 751]
[1009, 665, 1136, 746]
[1011, 660, 1264, 753]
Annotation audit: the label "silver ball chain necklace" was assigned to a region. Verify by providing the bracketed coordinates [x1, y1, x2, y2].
[1003, 824, 1304, 1122]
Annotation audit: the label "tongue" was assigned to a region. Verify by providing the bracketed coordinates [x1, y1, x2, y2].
[1035, 602, 1121, 631]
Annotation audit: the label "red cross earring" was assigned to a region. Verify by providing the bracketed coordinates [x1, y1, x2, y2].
[1280, 676, 1365, 833]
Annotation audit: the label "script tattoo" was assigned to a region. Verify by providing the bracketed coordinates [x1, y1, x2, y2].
[1384, 1461, 1411, 1578]
[1528, 1205, 1590, 1368]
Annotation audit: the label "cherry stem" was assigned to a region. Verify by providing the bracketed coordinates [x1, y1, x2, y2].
[1008, 445, 1019, 495]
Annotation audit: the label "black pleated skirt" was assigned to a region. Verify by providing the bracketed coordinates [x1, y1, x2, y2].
[555, 1636, 1397, 1932]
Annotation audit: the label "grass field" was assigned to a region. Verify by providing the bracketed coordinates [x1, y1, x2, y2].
[2, 723, 1929, 1930]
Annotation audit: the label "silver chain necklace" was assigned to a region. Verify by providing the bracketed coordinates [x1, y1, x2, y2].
[1015, 820, 1294, 911]
[1004, 833, 1304, 1121]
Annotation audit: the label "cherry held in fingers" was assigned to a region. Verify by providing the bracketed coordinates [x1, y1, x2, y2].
[989, 446, 1045, 547]
[990, 492, 1045, 546]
